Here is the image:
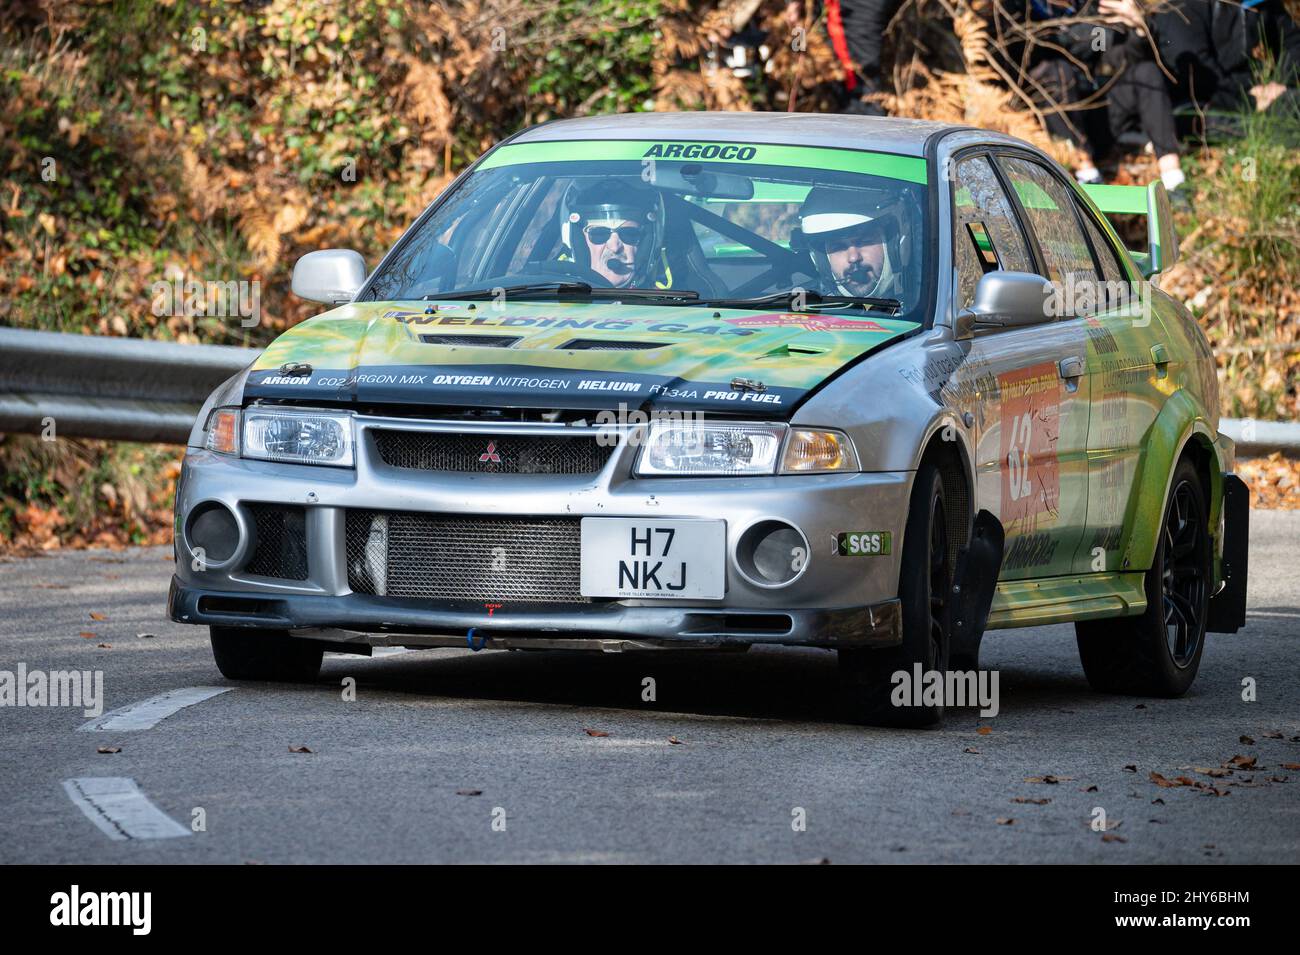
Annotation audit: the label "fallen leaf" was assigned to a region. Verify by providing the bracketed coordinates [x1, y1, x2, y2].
[1261, 730, 1283, 739]
[976, 726, 992, 735]
[1011, 797, 1051, 805]
[289, 745, 313, 754]
[1123, 764, 1138, 772]
[1024, 775, 1071, 784]
[1101, 833, 1128, 843]
[1191, 766, 1231, 778]
[1281, 763, 1300, 771]
[1224, 754, 1257, 769]
[1149, 772, 1180, 788]
[1240, 735, 1255, 745]
[995, 817, 1015, 825]
[963, 747, 981, 754]
[96, 643, 111, 649]
[455, 789, 482, 796]
[1151, 798, 1165, 804]
[583, 728, 609, 737]
[96, 745, 121, 754]
[1081, 784, 1099, 792]
[667, 736, 684, 745]
[1134, 703, 1146, 709]
[89, 612, 106, 621]
[79, 632, 96, 639]
[136, 633, 156, 639]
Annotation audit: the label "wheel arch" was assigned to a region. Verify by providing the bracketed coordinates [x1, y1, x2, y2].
[911, 416, 976, 568]
[1123, 389, 1222, 574]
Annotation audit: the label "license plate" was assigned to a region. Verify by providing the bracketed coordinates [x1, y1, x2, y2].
[580, 518, 725, 599]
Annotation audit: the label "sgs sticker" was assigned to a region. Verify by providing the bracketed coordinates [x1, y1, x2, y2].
[835, 531, 892, 556]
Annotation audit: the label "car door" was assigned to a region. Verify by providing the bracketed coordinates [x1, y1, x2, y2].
[1066, 187, 1171, 577]
[996, 153, 1162, 578]
[948, 151, 1093, 581]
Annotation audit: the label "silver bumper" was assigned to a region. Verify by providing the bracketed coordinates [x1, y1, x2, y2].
[171, 415, 915, 647]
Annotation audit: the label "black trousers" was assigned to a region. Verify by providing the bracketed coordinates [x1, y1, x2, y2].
[1107, 59, 1181, 157]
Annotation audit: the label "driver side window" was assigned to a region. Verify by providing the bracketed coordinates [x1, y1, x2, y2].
[951, 154, 1034, 310]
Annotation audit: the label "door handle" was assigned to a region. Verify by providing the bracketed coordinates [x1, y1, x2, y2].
[1150, 343, 1170, 377]
[1058, 356, 1085, 379]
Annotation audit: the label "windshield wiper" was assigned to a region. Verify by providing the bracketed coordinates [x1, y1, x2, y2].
[424, 282, 698, 302]
[700, 290, 903, 314]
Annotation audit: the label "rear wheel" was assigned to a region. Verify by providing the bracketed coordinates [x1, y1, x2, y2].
[838, 463, 952, 727]
[210, 626, 324, 682]
[1076, 458, 1211, 696]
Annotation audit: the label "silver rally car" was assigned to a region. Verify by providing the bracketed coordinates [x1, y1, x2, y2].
[170, 112, 1247, 726]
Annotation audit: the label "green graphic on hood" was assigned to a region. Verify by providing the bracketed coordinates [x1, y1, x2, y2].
[477, 140, 928, 184]
[249, 299, 918, 412]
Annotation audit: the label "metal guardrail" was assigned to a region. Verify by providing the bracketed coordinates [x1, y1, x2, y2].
[0, 328, 1297, 453]
[0, 328, 258, 444]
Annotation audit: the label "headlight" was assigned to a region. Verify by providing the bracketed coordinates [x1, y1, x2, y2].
[782, 429, 859, 473]
[635, 421, 784, 475]
[242, 409, 355, 467]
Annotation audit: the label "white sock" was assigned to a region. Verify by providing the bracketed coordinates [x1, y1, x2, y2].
[1161, 167, 1186, 191]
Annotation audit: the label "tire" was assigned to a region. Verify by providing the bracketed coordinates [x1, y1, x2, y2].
[1075, 457, 1211, 696]
[838, 463, 953, 727]
[210, 626, 324, 682]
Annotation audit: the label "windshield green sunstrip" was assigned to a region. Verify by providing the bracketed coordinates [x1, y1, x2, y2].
[479, 140, 928, 184]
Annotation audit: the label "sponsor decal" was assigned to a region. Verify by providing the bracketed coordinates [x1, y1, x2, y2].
[998, 360, 1061, 523]
[724, 313, 888, 332]
[834, 531, 892, 556]
[641, 143, 758, 161]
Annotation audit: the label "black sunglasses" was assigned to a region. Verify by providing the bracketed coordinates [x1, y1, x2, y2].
[584, 225, 644, 245]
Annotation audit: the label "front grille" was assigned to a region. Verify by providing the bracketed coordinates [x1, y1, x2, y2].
[372, 429, 613, 475]
[243, 504, 308, 580]
[346, 510, 587, 603]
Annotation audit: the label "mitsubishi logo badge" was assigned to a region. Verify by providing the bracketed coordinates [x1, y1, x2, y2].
[479, 440, 502, 464]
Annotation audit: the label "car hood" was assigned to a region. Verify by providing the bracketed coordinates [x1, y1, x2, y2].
[244, 300, 918, 417]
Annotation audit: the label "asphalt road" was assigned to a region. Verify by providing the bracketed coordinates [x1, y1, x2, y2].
[1, 511, 1297, 864]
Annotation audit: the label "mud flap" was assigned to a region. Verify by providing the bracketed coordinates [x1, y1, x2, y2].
[1207, 474, 1249, 633]
[948, 509, 1004, 671]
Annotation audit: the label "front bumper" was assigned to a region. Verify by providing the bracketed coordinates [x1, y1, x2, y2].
[171, 413, 915, 648]
[168, 578, 902, 649]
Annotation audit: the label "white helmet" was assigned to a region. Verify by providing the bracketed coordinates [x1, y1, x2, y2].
[797, 186, 900, 297]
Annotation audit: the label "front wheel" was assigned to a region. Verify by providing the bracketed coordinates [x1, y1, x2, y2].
[1075, 458, 1211, 696]
[838, 463, 953, 727]
[210, 626, 324, 682]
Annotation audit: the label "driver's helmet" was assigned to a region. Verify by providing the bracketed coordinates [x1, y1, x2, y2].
[797, 186, 901, 297]
[559, 178, 666, 287]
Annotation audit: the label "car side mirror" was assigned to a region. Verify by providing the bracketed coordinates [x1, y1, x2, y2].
[956, 271, 1053, 337]
[291, 249, 367, 304]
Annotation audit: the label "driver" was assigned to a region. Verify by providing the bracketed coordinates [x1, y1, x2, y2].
[797, 186, 901, 298]
[559, 179, 666, 288]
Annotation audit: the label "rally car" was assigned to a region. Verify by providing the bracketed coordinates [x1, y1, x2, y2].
[169, 112, 1248, 726]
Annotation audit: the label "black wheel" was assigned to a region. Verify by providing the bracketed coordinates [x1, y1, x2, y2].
[1076, 458, 1211, 696]
[838, 463, 952, 727]
[210, 626, 324, 682]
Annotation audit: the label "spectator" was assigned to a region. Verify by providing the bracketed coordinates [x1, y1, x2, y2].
[825, 0, 907, 114]
[1004, 0, 1186, 192]
[1153, 0, 1300, 137]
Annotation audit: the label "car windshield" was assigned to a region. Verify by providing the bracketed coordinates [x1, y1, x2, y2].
[363, 139, 930, 319]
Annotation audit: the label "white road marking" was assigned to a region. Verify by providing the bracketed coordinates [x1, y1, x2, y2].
[78, 686, 232, 732]
[62, 777, 190, 841]
[1245, 611, 1300, 619]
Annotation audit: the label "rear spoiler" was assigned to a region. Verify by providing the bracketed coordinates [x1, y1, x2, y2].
[1080, 181, 1180, 279]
